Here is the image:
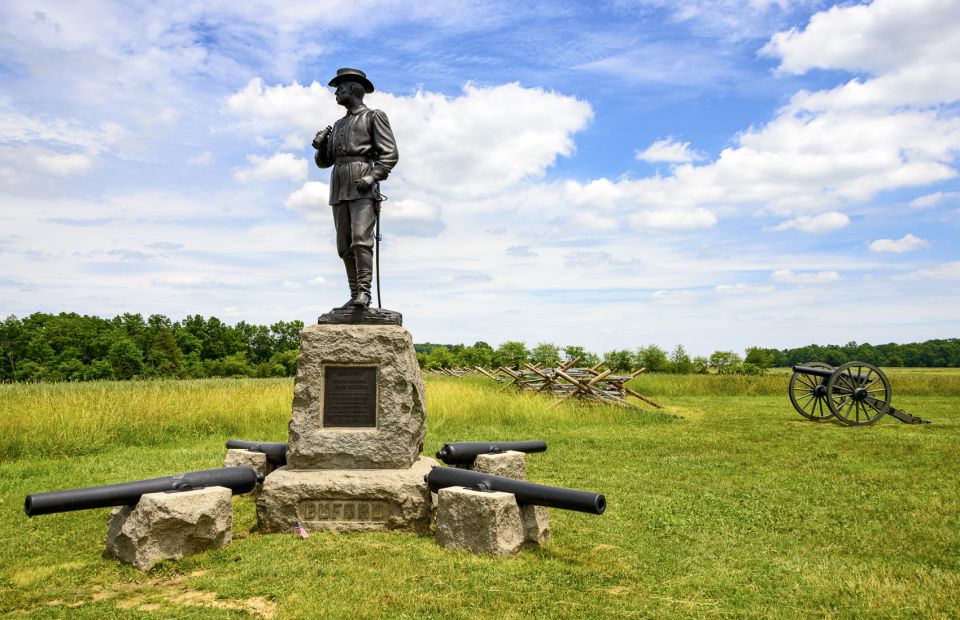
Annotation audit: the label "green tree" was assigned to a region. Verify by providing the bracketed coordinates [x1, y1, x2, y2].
[603, 349, 633, 373]
[744, 347, 774, 372]
[108, 337, 144, 380]
[493, 341, 528, 369]
[709, 350, 743, 374]
[635, 345, 669, 372]
[529, 342, 561, 368]
[692, 356, 710, 374]
[563, 345, 600, 367]
[669, 344, 694, 374]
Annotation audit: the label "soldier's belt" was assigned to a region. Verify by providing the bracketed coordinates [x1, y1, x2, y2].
[335, 156, 371, 164]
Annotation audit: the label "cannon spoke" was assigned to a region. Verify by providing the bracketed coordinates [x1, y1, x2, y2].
[827, 362, 890, 426]
[789, 362, 835, 421]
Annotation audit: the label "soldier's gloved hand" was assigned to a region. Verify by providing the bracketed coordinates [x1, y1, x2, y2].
[355, 175, 376, 192]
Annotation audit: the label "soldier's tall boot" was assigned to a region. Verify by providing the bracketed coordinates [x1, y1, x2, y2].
[351, 246, 373, 308]
[340, 254, 359, 308]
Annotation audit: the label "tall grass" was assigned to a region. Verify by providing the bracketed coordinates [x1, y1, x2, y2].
[629, 367, 960, 397]
[3, 370, 956, 461]
[0, 378, 290, 461]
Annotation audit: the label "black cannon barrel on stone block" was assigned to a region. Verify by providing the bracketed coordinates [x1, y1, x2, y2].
[25, 467, 263, 517]
[434, 440, 547, 465]
[226, 439, 288, 467]
[425, 466, 606, 515]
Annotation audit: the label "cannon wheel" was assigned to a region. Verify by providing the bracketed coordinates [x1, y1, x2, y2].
[826, 361, 891, 426]
[789, 362, 836, 421]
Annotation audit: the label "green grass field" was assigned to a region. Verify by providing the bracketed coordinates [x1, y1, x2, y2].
[1, 371, 958, 618]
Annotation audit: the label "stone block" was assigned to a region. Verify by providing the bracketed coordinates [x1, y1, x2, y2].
[469, 451, 526, 480]
[106, 487, 232, 571]
[435, 487, 524, 556]
[520, 505, 550, 548]
[287, 324, 426, 470]
[257, 456, 437, 534]
[224, 449, 269, 478]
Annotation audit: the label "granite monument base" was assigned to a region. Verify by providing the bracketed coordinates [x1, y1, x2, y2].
[257, 456, 438, 534]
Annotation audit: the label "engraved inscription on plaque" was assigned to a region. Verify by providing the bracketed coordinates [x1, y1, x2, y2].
[297, 499, 390, 524]
[323, 366, 377, 427]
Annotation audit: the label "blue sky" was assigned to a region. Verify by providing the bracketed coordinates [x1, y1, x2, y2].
[1, 0, 958, 355]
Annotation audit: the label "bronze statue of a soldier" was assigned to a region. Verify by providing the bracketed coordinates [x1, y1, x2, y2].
[313, 68, 399, 309]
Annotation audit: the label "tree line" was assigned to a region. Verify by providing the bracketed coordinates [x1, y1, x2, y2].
[0, 312, 303, 382]
[416, 338, 960, 373]
[1, 312, 956, 383]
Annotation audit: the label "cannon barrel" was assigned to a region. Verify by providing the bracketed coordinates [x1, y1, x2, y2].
[791, 365, 836, 379]
[25, 467, 263, 517]
[226, 439, 287, 467]
[435, 440, 547, 465]
[424, 466, 605, 515]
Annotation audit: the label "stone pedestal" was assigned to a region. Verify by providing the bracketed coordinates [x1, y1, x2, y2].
[106, 487, 232, 571]
[436, 488, 524, 556]
[439, 451, 550, 553]
[257, 457, 437, 534]
[435, 487, 550, 555]
[468, 451, 526, 479]
[286, 324, 425, 470]
[258, 322, 432, 535]
[224, 449, 269, 478]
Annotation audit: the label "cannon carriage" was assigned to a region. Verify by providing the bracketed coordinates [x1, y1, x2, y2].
[788, 361, 930, 426]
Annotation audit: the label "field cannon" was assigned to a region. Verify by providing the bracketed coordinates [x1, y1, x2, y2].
[789, 361, 930, 426]
[434, 440, 547, 465]
[425, 466, 606, 515]
[25, 467, 263, 517]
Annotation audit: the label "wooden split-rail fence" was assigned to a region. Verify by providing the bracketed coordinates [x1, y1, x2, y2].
[425, 358, 663, 410]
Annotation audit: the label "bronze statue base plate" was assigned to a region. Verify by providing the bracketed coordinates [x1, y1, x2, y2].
[318, 306, 402, 326]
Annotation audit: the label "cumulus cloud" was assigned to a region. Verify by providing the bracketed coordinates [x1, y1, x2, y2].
[569, 212, 619, 232]
[652, 289, 701, 304]
[868, 233, 930, 254]
[909, 191, 958, 209]
[769, 212, 849, 234]
[33, 153, 95, 175]
[771, 269, 840, 284]
[188, 151, 213, 165]
[636, 136, 705, 163]
[386, 199, 444, 237]
[901, 261, 960, 281]
[506, 245, 537, 258]
[285, 181, 329, 219]
[629, 207, 717, 230]
[227, 80, 593, 198]
[234, 152, 307, 183]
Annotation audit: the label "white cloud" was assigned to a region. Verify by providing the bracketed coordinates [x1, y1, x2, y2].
[868, 233, 930, 254]
[153, 275, 221, 288]
[629, 207, 716, 230]
[909, 191, 958, 209]
[33, 153, 95, 175]
[285, 181, 329, 220]
[386, 198, 444, 237]
[309, 276, 327, 285]
[188, 151, 213, 165]
[234, 152, 307, 183]
[902, 261, 960, 281]
[770, 211, 849, 234]
[506, 245, 537, 258]
[771, 269, 840, 284]
[283, 280, 302, 289]
[636, 136, 705, 163]
[569, 212, 618, 232]
[715, 283, 776, 295]
[228, 80, 593, 199]
[652, 289, 701, 304]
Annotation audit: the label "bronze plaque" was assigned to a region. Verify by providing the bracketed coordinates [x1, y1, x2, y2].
[323, 366, 377, 427]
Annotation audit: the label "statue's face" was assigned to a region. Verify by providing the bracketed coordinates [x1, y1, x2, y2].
[335, 81, 362, 106]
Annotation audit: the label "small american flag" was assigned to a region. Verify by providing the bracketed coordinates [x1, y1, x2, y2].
[293, 521, 309, 539]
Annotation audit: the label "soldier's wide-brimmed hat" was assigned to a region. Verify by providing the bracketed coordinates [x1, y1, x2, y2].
[328, 67, 374, 93]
